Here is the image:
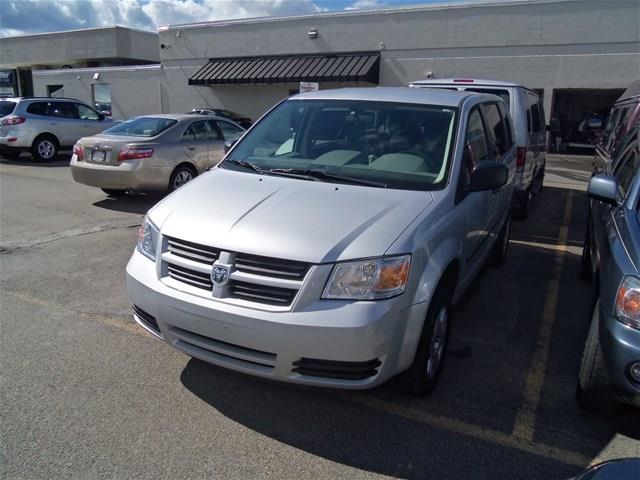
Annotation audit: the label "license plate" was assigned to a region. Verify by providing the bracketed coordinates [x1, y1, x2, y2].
[91, 150, 106, 162]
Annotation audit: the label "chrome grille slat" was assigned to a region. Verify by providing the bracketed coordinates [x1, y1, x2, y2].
[162, 237, 310, 306]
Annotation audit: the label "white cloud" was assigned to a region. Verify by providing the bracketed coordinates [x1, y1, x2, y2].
[344, 0, 385, 11]
[0, 0, 323, 37]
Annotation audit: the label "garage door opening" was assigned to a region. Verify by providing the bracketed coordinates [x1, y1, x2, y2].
[550, 89, 625, 152]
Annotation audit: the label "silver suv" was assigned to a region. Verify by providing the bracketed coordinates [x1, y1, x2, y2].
[126, 87, 516, 395]
[0, 97, 116, 161]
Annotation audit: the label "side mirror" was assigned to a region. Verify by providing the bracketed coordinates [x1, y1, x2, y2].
[466, 161, 508, 192]
[224, 139, 238, 154]
[588, 175, 619, 205]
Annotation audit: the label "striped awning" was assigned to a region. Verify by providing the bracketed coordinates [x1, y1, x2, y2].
[188, 52, 380, 86]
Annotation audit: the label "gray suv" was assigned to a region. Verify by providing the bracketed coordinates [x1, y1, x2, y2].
[0, 97, 116, 161]
[126, 87, 515, 394]
[579, 126, 640, 411]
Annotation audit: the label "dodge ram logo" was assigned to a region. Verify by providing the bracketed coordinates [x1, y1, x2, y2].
[212, 265, 230, 286]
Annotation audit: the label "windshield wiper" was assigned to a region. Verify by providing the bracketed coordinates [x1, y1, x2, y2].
[223, 159, 264, 174]
[268, 168, 387, 188]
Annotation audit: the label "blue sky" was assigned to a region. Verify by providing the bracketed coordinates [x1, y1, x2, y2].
[0, 0, 463, 37]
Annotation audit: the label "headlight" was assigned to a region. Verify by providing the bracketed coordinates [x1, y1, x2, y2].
[615, 276, 640, 330]
[137, 216, 159, 261]
[322, 255, 411, 300]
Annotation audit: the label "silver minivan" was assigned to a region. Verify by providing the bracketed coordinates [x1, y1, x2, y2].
[126, 87, 515, 394]
[411, 79, 546, 218]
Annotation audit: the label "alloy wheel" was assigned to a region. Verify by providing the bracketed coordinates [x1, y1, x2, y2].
[426, 306, 448, 379]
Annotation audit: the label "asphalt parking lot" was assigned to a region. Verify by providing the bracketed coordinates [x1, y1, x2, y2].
[1, 153, 638, 479]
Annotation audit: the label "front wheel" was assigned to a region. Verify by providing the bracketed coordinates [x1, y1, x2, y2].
[402, 288, 451, 396]
[576, 300, 618, 413]
[580, 223, 593, 281]
[514, 189, 531, 220]
[490, 215, 511, 267]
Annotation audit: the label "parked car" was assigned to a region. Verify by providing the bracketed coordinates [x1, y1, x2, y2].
[0, 97, 116, 161]
[578, 126, 640, 412]
[187, 108, 252, 129]
[592, 80, 640, 175]
[410, 78, 546, 219]
[126, 87, 516, 395]
[70, 114, 245, 196]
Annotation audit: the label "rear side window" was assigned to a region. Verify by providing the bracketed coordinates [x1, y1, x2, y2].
[0, 101, 16, 117]
[26, 102, 49, 116]
[182, 120, 212, 141]
[480, 103, 511, 157]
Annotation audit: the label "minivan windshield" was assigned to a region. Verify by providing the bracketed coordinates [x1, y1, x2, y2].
[223, 99, 457, 190]
[103, 117, 177, 137]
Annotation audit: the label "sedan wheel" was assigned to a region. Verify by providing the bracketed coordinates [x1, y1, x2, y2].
[169, 166, 196, 192]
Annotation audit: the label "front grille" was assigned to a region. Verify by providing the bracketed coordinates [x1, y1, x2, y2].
[167, 236, 220, 264]
[169, 326, 276, 370]
[167, 263, 212, 290]
[234, 252, 310, 280]
[292, 358, 382, 380]
[132, 305, 161, 335]
[162, 236, 310, 307]
[228, 280, 298, 306]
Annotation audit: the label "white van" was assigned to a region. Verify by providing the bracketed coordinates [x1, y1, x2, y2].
[411, 79, 546, 219]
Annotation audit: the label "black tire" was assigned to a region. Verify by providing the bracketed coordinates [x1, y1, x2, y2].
[576, 300, 618, 413]
[580, 223, 593, 281]
[402, 287, 452, 396]
[489, 215, 511, 267]
[514, 189, 531, 220]
[101, 188, 127, 197]
[169, 164, 196, 192]
[536, 165, 545, 193]
[31, 135, 58, 162]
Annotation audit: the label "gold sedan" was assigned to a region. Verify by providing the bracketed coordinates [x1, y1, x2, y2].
[70, 114, 245, 196]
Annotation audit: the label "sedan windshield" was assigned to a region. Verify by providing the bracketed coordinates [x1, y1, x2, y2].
[103, 117, 177, 137]
[223, 99, 457, 190]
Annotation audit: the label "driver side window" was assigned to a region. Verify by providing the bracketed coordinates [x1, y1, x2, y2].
[461, 107, 490, 187]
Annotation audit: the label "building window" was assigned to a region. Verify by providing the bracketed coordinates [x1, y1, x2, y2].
[47, 85, 64, 97]
[92, 83, 112, 117]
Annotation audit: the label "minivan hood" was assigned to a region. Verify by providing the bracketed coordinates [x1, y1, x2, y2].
[150, 168, 432, 263]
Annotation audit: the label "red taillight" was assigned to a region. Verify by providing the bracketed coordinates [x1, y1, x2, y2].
[72, 144, 84, 160]
[1, 115, 26, 125]
[516, 147, 527, 169]
[453, 78, 475, 83]
[118, 145, 154, 161]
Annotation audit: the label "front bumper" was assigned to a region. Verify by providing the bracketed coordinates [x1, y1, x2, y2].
[70, 155, 171, 191]
[126, 249, 422, 389]
[600, 304, 640, 406]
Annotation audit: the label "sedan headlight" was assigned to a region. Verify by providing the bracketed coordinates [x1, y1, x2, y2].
[615, 276, 640, 330]
[137, 216, 159, 261]
[322, 255, 411, 300]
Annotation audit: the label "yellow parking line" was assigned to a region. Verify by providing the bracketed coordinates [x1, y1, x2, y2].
[512, 192, 574, 441]
[342, 393, 591, 467]
[510, 239, 582, 256]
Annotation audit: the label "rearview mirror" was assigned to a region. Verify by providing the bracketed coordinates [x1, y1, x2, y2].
[466, 161, 508, 192]
[588, 174, 619, 205]
[224, 139, 237, 154]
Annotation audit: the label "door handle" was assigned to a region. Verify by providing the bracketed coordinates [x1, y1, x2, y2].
[187, 147, 196, 151]
[49, 122, 57, 126]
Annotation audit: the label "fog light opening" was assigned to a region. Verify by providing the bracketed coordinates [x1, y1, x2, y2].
[629, 361, 640, 383]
